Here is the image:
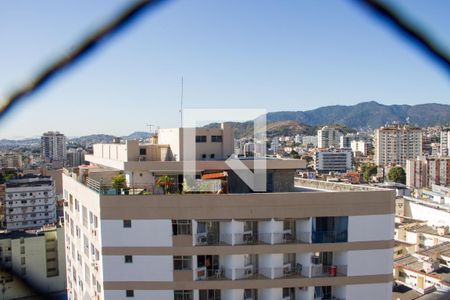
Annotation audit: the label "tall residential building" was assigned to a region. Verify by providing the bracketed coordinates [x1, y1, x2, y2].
[0, 224, 66, 299]
[4, 175, 57, 230]
[350, 140, 368, 156]
[63, 125, 394, 300]
[314, 149, 353, 174]
[301, 136, 318, 147]
[41, 131, 67, 162]
[317, 126, 343, 149]
[428, 157, 450, 187]
[405, 158, 428, 189]
[440, 129, 450, 157]
[374, 124, 422, 167]
[66, 148, 86, 167]
[0, 152, 23, 169]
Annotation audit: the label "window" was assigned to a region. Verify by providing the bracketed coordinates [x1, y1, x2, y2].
[124, 255, 133, 263]
[172, 220, 192, 235]
[199, 290, 221, 300]
[126, 290, 134, 297]
[201, 154, 206, 159]
[173, 256, 192, 270]
[123, 220, 132, 228]
[210, 154, 215, 159]
[195, 135, 207, 143]
[174, 290, 193, 300]
[139, 148, 146, 155]
[211, 135, 222, 143]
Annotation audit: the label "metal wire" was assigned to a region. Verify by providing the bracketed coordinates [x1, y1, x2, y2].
[0, 0, 167, 121]
[356, 0, 450, 76]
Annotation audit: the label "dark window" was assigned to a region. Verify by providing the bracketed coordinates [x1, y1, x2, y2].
[139, 148, 146, 155]
[172, 220, 192, 235]
[173, 256, 192, 270]
[201, 154, 206, 159]
[126, 290, 134, 297]
[312, 216, 348, 243]
[174, 290, 193, 300]
[124, 255, 133, 263]
[211, 135, 222, 143]
[196, 136, 207, 143]
[210, 154, 215, 159]
[123, 220, 132, 228]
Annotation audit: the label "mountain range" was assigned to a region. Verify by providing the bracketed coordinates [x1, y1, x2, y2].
[1, 102, 449, 145]
[265, 101, 450, 129]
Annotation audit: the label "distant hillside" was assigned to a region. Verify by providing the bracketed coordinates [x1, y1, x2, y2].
[267, 101, 450, 129]
[206, 121, 355, 138]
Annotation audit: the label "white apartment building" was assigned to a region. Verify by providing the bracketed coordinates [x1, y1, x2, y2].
[317, 126, 343, 149]
[440, 129, 450, 157]
[350, 140, 367, 157]
[4, 176, 57, 230]
[374, 124, 422, 167]
[0, 224, 66, 300]
[314, 149, 353, 174]
[62, 125, 394, 300]
[41, 131, 67, 162]
[301, 136, 317, 148]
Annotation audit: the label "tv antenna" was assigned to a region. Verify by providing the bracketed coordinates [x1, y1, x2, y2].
[179, 76, 184, 127]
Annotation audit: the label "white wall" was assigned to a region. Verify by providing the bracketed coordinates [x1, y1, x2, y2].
[101, 220, 172, 247]
[348, 214, 394, 242]
[102, 255, 172, 281]
[260, 288, 282, 300]
[345, 282, 392, 300]
[222, 289, 242, 300]
[347, 249, 393, 276]
[104, 290, 172, 300]
[406, 200, 450, 227]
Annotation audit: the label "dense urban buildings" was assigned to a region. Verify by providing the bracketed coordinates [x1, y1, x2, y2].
[41, 131, 67, 162]
[63, 124, 394, 300]
[406, 158, 428, 189]
[374, 124, 422, 167]
[4, 175, 57, 230]
[428, 157, 450, 187]
[66, 148, 86, 168]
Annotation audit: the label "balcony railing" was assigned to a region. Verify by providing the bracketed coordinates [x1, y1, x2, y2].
[310, 265, 347, 277]
[194, 232, 311, 246]
[311, 231, 348, 243]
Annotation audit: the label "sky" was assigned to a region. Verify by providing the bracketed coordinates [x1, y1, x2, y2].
[0, 0, 449, 139]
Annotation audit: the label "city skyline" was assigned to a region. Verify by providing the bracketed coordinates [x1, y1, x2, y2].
[0, 0, 449, 139]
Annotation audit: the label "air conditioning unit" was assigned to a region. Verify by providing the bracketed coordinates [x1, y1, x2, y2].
[244, 265, 253, 277]
[197, 233, 208, 245]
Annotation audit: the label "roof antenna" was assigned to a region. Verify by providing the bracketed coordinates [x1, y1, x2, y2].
[179, 76, 184, 128]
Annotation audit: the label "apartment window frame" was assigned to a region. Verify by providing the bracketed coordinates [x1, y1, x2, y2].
[172, 220, 192, 235]
[195, 135, 207, 143]
[124, 255, 133, 263]
[174, 290, 193, 300]
[211, 135, 223, 143]
[173, 256, 192, 271]
[123, 220, 132, 228]
[126, 290, 134, 297]
[139, 148, 147, 155]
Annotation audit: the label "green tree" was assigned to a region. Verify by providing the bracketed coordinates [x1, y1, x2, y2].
[156, 175, 173, 194]
[290, 150, 300, 159]
[111, 173, 126, 194]
[387, 166, 406, 184]
[361, 163, 377, 183]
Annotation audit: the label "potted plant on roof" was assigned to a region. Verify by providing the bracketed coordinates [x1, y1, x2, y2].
[156, 175, 174, 194]
[111, 173, 126, 195]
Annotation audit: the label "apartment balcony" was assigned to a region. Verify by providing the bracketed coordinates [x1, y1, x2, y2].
[194, 231, 311, 246]
[195, 265, 307, 281]
[311, 231, 347, 243]
[310, 265, 347, 278]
